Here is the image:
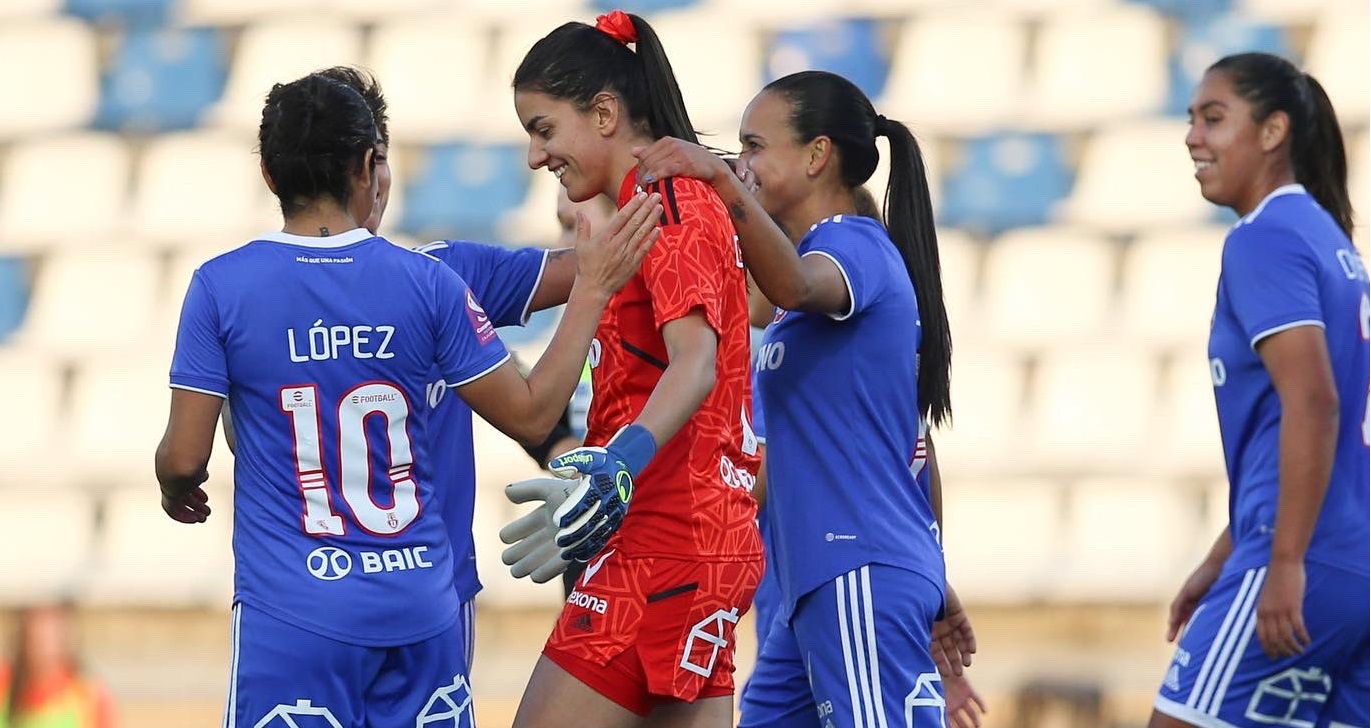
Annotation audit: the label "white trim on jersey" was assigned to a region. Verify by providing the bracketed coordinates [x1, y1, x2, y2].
[171, 383, 228, 399]
[1236, 183, 1307, 228]
[520, 250, 553, 326]
[1327, 722, 1366, 728]
[255, 228, 374, 249]
[1250, 319, 1326, 349]
[1154, 696, 1244, 728]
[223, 602, 242, 728]
[446, 353, 511, 388]
[802, 250, 858, 322]
[835, 566, 889, 728]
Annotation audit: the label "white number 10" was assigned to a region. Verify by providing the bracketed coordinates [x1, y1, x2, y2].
[279, 383, 420, 536]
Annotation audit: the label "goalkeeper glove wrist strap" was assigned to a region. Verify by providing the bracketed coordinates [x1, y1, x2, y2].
[608, 424, 657, 478]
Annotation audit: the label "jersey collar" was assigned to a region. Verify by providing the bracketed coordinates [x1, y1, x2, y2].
[255, 227, 375, 249]
[1236, 183, 1307, 228]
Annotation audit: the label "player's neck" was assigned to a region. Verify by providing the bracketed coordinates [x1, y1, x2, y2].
[780, 189, 859, 244]
[603, 135, 656, 198]
[281, 202, 365, 239]
[1235, 163, 1298, 219]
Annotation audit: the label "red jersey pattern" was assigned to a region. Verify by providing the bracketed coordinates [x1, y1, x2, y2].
[584, 170, 761, 562]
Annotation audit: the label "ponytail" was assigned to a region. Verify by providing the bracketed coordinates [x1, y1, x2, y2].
[513, 10, 698, 144]
[1296, 74, 1352, 237]
[877, 116, 952, 427]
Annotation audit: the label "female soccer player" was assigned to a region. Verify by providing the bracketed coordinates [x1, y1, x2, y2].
[502, 10, 763, 727]
[1147, 52, 1369, 728]
[633, 70, 962, 727]
[155, 70, 660, 726]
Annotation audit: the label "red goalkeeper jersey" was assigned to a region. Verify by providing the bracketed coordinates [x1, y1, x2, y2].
[582, 170, 761, 561]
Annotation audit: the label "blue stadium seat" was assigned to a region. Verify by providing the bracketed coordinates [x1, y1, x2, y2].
[1127, 0, 1232, 23]
[65, 0, 174, 26]
[591, 0, 699, 13]
[940, 133, 1072, 235]
[1165, 14, 1288, 115]
[766, 18, 887, 100]
[401, 144, 530, 243]
[0, 257, 30, 343]
[94, 27, 226, 133]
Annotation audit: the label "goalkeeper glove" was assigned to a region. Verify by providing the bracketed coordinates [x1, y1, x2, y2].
[547, 424, 657, 561]
[499, 478, 575, 583]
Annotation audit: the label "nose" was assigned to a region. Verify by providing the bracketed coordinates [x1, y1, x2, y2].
[527, 139, 548, 170]
[1184, 121, 1203, 152]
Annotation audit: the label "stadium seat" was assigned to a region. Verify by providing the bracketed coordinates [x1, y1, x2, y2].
[989, 0, 1120, 16]
[1130, 0, 1231, 23]
[179, 0, 326, 25]
[67, 355, 175, 488]
[498, 167, 564, 246]
[935, 228, 980, 341]
[941, 478, 1064, 604]
[765, 17, 888, 99]
[457, 0, 587, 24]
[484, 20, 569, 144]
[697, 0, 847, 24]
[1028, 343, 1160, 473]
[0, 257, 29, 342]
[0, 133, 131, 253]
[1054, 479, 1203, 602]
[19, 250, 160, 360]
[209, 19, 364, 133]
[1163, 14, 1288, 116]
[1238, 0, 1364, 24]
[133, 130, 279, 247]
[1351, 131, 1368, 254]
[0, 18, 98, 139]
[647, 11, 763, 141]
[1058, 119, 1216, 233]
[65, 0, 174, 26]
[933, 346, 1026, 475]
[1025, 5, 1168, 130]
[0, 489, 97, 605]
[82, 487, 234, 607]
[594, 0, 699, 12]
[326, 0, 454, 21]
[0, 0, 61, 19]
[400, 143, 530, 242]
[95, 26, 227, 133]
[866, 136, 943, 218]
[880, 12, 1025, 135]
[367, 18, 491, 143]
[980, 227, 1116, 349]
[1157, 347, 1226, 477]
[1120, 227, 1226, 350]
[0, 350, 71, 489]
[940, 133, 1073, 235]
[1306, 6, 1371, 127]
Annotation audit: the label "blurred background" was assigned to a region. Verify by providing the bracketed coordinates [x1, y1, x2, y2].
[0, 0, 1365, 725]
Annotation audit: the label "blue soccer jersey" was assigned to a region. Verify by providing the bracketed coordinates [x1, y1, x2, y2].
[1207, 184, 1370, 578]
[755, 215, 945, 616]
[170, 229, 511, 646]
[416, 240, 547, 602]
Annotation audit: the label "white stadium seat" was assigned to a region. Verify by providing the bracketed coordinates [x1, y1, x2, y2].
[1058, 119, 1217, 233]
[18, 250, 160, 359]
[1028, 342, 1160, 473]
[1157, 348, 1226, 478]
[0, 489, 97, 605]
[881, 12, 1026, 135]
[981, 227, 1116, 349]
[647, 12, 763, 143]
[81, 487, 234, 607]
[0, 0, 62, 19]
[368, 18, 491, 143]
[936, 228, 981, 341]
[0, 133, 130, 252]
[67, 355, 177, 487]
[933, 346, 1026, 475]
[179, 0, 325, 25]
[1306, 7, 1371, 126]
[942, 478, 1064, 604]
[1120, 227, 1227, 350]
[133, 130, 277, 248]
[0, 19, 97, 139]
[1239, 0, 1366, 25]
[210, 19, 364, 133]
[0, 350, 71, 488]
[1026, 6, 1167, 130]
[456, 0, 587, 24]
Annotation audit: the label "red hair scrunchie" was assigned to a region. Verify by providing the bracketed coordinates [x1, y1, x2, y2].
[595, 10, 638, 45]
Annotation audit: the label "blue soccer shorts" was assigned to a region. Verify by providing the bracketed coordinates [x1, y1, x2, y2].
[739, 563, 946, 728]
[1154, 561, 1369, 728]
[225, 601, 474, 728]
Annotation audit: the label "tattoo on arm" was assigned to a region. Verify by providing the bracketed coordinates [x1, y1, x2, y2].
[728, 201, 749, 223]
[319, 227, 329, 237]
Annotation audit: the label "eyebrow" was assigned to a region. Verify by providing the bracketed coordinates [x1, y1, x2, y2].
[740, 132, 763, 144]
[523, 114, 547, 133]
[1188, 100, 1227, 115]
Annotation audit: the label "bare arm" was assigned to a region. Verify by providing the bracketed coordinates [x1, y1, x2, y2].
[747, 272, 775, 329]
[634, 311, 718, 446]
[527, 247, 576, 313]
[155, 389, 221, 523]
[633, 139, 849, 315]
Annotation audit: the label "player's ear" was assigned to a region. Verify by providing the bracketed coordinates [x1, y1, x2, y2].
[1260, 109, 1291, 153]
[806, 136, 834, 179]
[591, 91, 619, 138]
[259, 160, 278, 196]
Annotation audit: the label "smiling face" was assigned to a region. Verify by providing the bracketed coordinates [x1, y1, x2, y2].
[515, 90, 616, 203]
[1185, 69, 1291, 216]
[737, 90, 814, 221]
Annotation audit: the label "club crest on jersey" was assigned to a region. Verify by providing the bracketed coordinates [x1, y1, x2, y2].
[772, 307, 788, 324]
[465, 289, 496, 345]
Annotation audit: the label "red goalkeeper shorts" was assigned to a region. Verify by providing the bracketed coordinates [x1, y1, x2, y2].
[544, 550, 763, 716]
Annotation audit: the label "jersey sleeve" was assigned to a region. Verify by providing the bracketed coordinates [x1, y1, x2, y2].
[431, 264, 511, 386]
[421, 240, 548, 327]
[800, 218, 889, 321]
[1221, 222, 1324, 348]
[639, 180, 734, 335]
[169, 269, 229, 397]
